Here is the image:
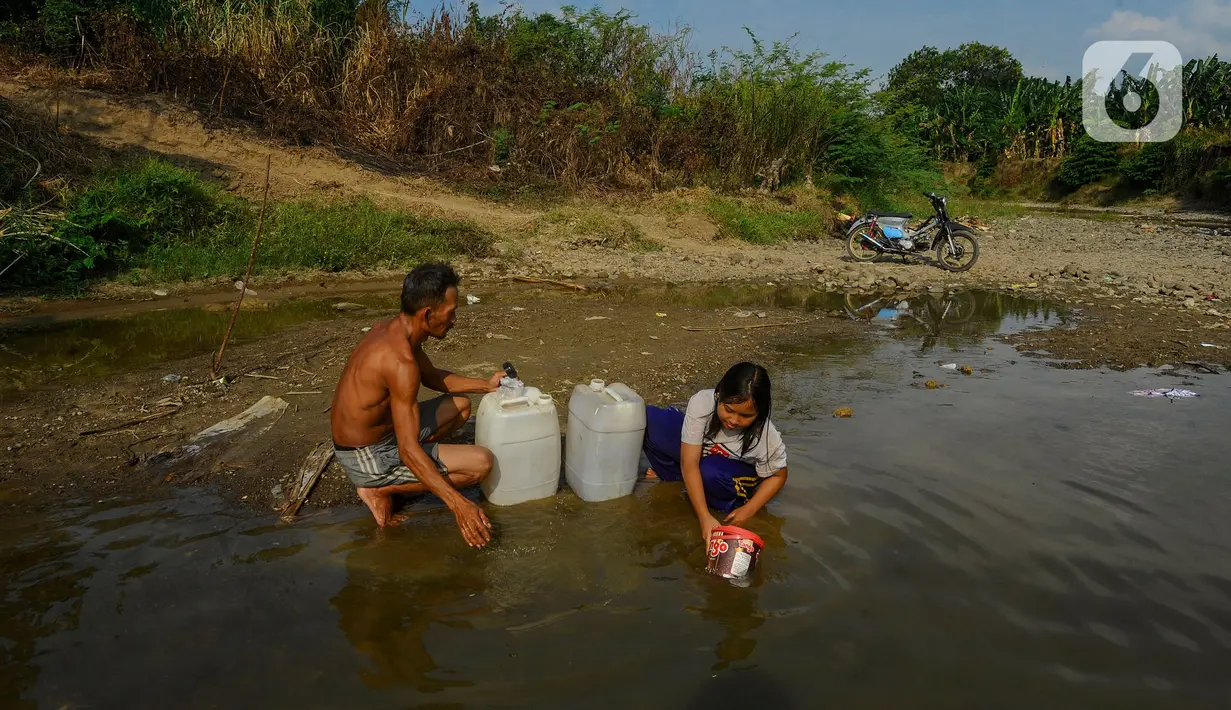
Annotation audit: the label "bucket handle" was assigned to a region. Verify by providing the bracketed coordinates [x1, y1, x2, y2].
[499, 396, 530, 409]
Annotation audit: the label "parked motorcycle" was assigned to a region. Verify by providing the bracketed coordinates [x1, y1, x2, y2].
[845, 192, 980, 272]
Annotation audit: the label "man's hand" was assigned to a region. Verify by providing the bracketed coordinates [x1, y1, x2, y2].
[452, 498, 493, 548]
[486, 371, 505, 392]
[700, 512, 721, 544]
[724, 505, 755, 528]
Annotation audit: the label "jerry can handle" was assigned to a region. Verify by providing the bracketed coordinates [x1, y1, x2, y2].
[603, 386, 625, 403]
[499, 396, 530, 409]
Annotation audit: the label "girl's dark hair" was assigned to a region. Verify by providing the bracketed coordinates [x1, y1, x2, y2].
[705, 362, 771, 457]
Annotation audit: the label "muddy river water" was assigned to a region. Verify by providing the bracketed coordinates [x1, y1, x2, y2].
[2, 290, 1231, 708]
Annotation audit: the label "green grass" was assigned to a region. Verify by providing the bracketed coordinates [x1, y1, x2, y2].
[2, 159, 493, 290]
[133, 198, 493, 282]
[705, 196, 829, 244]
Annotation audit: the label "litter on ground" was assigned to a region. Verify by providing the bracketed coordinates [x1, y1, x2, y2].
[1129, 388, 1200, 399]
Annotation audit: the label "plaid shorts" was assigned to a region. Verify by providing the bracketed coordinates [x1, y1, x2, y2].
[333, 395, 451, 488]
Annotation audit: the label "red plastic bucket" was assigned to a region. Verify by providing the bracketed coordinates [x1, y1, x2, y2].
[706, 525, 764, 581]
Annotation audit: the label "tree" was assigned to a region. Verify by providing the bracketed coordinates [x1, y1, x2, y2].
[885, 42, 1022, 109]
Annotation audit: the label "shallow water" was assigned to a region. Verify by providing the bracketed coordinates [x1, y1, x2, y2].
[0, 284, 1062, 398]
[3, 293, 1231, 708]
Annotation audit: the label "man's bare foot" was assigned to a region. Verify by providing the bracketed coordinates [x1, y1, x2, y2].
[357, 486, 395, 526]
[644, 467, 659, 480]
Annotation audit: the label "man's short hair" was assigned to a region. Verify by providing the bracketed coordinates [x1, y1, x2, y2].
[401, 263, 460, 315]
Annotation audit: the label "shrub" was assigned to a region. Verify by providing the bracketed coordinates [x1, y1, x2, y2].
[53, 159, 247, 267]
[1056, 137, 1120, 189]
[1119, 144, 1165, 188]
[706, 196, 828, 244]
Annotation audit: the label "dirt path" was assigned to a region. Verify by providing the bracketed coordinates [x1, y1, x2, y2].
[0, 79, 539, 232]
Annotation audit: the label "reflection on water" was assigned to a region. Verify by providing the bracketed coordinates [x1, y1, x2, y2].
[0, 295, 393, 399]
[0, 283, 1065, 400]
[3, 305, 1231, 708]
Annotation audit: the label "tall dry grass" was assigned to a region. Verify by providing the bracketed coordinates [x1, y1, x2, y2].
[13, 0, 901, 193]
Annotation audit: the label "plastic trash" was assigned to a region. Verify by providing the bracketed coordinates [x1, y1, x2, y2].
[162, 374, 183, 383]
[153, 289, 168, 297]
[1129, 388, 1200, 399]
[585, 316, 610, 321]
[940, 363, 958, 371]
[466, 294, 481, 305]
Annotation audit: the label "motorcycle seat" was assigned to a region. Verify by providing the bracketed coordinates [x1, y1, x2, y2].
[869, 211, 913, 219]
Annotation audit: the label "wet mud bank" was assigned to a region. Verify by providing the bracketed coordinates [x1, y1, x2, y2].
[1, 278, 1226, 518]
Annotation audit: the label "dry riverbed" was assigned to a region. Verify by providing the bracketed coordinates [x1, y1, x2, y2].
[0, 283, 864, 513]
[3, 211, 1231, 515]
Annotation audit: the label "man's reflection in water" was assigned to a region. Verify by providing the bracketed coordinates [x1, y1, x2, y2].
[331, 531, 486, 693]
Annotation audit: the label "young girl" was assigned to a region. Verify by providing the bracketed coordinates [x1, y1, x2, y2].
[643, 362, 788, 543]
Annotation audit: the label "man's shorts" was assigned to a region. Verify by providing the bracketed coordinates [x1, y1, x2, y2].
[333, 395, 452, 488]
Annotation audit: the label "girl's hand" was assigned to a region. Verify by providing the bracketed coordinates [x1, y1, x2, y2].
[700, 513, 721, 544]
[724, 505, 755, 527]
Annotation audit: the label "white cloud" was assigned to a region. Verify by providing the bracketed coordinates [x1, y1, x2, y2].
[1190, 0, 1231, 31]
[1085, 1, 1231, 59]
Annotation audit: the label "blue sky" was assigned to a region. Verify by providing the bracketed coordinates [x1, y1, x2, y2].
[470, 0, 1231, 81]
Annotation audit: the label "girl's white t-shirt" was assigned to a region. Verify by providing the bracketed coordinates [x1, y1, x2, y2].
[680, 389, 788, 476]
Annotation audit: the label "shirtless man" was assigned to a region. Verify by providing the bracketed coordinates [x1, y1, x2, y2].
[330, 263, 501, 547]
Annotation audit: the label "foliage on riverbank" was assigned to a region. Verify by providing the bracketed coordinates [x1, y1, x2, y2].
[2, 0, 931, 197]
[0, 157, 492, 291]
[883, 44, 1231, 203]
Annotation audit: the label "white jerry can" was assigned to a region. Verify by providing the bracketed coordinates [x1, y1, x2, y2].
[476, 386, 562, 506]
[565, 380, 646, 502]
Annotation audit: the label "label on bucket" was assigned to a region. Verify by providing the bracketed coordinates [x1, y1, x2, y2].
[730, 550, 752, 578]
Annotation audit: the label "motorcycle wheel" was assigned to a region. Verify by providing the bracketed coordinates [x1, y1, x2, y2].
[842, 292, 887, 321]
[944, 290, 977, 324]
[935, 231, 979, 272]
[846, 226, 882, 263]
